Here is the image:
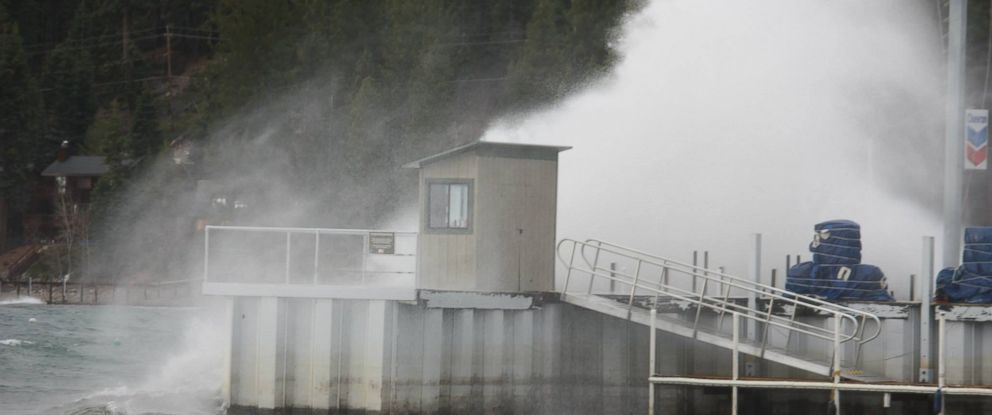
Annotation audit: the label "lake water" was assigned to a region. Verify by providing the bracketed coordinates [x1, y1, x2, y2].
[0, 298, 224, 414]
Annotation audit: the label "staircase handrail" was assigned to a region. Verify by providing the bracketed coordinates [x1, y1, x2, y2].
[581, 238, 883, 346]
[556, 238, 877, 348]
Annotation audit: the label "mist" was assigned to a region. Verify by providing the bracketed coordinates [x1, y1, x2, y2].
[483, 0, 945, 298]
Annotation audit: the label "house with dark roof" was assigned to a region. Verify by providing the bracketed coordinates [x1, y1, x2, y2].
[23, 142, 109, 240]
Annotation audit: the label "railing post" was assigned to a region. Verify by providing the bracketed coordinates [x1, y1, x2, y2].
[362, 232, 369, 283]
[203, 227, 210, 282]
[833, 313, 842, 415]
[628, 260, 642, 307]
[587, 245, 601, 294]
[692, 250, 698, 293]
[732, 312, 740, 415]
[692, 277, 708, 337]
[748, 234, 762, 341]
[649, 307, 657, 415]
[609, 262, 617, 293]
[920, 235, 935, 383]
[313, 231, 320, 284]
[564, 241, 578, 293]
[703, 251, 709, 296]
[285, 231, 292, 283]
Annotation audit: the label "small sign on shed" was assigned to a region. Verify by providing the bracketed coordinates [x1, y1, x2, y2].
[369, 232, 395, 254]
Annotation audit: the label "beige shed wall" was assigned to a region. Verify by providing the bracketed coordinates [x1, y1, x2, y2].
[416, 152, 478, 290]
[475, 155, 558, 292]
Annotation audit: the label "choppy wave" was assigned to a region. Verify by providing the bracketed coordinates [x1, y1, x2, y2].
[0, 297, 45, 305]
[35, 307, 227, 415]
[0, 339, 34, 346]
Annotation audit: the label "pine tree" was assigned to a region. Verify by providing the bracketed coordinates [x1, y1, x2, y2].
[505, 0, 572, 106]
[43, 42, 96, 145]
[129, 90, 162, 159]
[0, 4, 46, 210]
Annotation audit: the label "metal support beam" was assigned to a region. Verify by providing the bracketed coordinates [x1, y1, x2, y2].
[732, 313, 740, 415]
[938, 312, 947, 415]
[833, 315, 842, 415]
[920, 236, 935, 383]
[943, 0, 967, 268]
[649, 307, 657, 415]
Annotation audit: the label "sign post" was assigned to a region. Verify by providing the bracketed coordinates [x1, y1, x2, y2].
[965, 109, 988, 170]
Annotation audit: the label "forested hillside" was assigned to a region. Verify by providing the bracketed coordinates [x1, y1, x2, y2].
[0, 0, 637, 281]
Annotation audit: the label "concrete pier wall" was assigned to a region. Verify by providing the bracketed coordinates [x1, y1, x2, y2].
[228, 296, 736, 414]
[226, 296, 992, 414]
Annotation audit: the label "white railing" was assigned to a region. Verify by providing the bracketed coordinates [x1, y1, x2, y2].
[556, 238, 882, 366]
[202, 225, 417, 299]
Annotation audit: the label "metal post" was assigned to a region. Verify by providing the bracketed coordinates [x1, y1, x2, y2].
[910, 274, 917, 302]
[921, 236, 935, 383]
[703, 251, 709, 296]
[649, 307, 657, 415]
[748, 234, 762, 340]
[628, 260, 643, 307]
[362, 233, 369, 284]
[564, 242, 578, 293]
[313, 231, 320, 284]
[692, 250, 698, 293]
[938, 311, 947, 415]
[833, 314, 842, 415]
[771, 269, 777, 289]
[285, 232, 292, 283]
[732, 312, 740, 415]
[203, 227, 210, 282]
[587, 247, 601, 294]
[610, 262, 617, 293]
[943, 0, 968, 269]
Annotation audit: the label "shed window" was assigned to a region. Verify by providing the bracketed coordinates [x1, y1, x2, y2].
[428, 180, 472, 231]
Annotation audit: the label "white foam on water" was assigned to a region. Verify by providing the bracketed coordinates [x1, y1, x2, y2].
[0, 297, 44, 305]
[60, 308, 228, 415]
[0, 339, 34, 346]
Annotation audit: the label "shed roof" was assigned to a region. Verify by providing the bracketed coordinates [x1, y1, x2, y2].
[403, 141, 571, 169]
[41, 156, 109, 177]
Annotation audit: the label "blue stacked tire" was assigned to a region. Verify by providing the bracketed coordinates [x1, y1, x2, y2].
[936, 227, 992, 303]
[785, 220, 893, 302]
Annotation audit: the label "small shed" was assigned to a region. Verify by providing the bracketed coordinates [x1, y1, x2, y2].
[404, 141, 570, 292]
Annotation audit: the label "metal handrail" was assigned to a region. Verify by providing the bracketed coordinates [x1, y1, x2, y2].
[204, 225, 417, 285]
[557, 239, 881, 352]
[580, 239, 884, 348]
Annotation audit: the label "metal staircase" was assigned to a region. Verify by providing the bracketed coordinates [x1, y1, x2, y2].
[556, 238, 886, 381]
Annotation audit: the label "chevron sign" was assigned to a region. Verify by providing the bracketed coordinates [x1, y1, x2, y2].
[966, 109, 988, 170]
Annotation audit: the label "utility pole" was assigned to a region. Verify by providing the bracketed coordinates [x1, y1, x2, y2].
[944, 0, 967, 268]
